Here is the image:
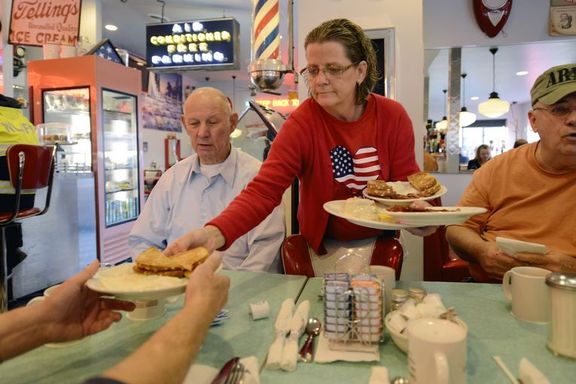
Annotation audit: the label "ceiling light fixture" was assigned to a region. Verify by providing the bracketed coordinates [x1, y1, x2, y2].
[435, 89, 448, 131]
[516, 70, 528, 76]
[470, 96, 479, 101]
[459, 73, 477, 127]
[478, 47, 510, 118]
[104, 24, 118, 31]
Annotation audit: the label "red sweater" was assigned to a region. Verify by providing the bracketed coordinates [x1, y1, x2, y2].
[208, 94, 419, 253]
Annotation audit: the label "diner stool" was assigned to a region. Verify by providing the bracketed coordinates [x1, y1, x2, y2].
[0, 144, 55, 313]
[281, 232, 403, 279]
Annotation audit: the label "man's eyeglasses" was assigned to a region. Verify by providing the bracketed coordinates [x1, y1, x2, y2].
[532, 105, 576, 118]
[299, 63, 357, 81]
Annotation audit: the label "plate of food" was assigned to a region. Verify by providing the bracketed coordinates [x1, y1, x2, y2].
[381, 206, 487, 226]
[363, 172, 447, 206]
[86, 247, 209, 301]
[323, 198, 418, 230]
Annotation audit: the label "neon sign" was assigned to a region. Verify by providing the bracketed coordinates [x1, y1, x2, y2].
[146, 18, 239, 71]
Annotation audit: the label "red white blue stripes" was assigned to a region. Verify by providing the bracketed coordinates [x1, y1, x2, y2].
[253, 0, 280, 60]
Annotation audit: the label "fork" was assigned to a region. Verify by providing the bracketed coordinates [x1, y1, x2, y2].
[224, 361, 246, 384]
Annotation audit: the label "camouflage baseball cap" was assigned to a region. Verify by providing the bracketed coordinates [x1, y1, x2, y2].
[531, 64, 576, 105]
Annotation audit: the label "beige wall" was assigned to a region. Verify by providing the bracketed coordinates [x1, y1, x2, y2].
[295, 0, 425, 280]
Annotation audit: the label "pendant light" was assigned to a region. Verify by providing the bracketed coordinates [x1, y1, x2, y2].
[459, 73, 477, 127]
[478, 47, 510, 118]
[435, 89, 448, 131]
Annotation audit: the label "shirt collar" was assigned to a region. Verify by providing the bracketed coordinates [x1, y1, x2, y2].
[190, 147, 238, 186]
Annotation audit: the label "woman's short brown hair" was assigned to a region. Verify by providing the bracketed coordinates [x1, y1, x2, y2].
[304, 18, 379, 105]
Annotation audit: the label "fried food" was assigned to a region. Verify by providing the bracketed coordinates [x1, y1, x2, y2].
[133, 246, 210, 277]
[366, 180, 396, 198]
[407, 172, 441, 197]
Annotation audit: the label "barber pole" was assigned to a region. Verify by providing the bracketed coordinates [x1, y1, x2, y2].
[249, 0, 289, 92]
[253, 0, 280, 61]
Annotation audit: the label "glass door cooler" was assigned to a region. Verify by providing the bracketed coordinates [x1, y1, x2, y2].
[28, 56, 143, 266]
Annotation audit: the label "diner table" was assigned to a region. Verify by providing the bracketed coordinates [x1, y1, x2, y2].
[1, 271, 574, 383]
[0, 270, 307, 384]
[262, 278, 575, 384]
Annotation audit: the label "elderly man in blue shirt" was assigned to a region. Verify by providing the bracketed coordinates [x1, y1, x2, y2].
[129, 87, 285, 272]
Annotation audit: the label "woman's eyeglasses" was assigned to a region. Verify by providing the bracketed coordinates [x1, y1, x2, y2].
[533, 105, 576, 118]
[299, 63, 356, 81]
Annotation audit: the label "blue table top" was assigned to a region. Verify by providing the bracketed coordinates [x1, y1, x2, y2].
[1, 273, 574, 384]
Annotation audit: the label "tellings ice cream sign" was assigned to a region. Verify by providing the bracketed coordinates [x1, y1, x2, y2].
[9, 0, 81, 46]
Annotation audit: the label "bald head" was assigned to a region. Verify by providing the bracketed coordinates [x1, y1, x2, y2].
[181, 87, 238, 165]
[184, 87, 233, 117]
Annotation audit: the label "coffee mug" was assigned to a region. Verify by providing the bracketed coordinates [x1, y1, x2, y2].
[407, 318, 467, 384]
[369, 265, 396, 313]
[502, 266, 551, 324]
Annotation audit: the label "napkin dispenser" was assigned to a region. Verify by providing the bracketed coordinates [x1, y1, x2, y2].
[323, 273, 383, 350]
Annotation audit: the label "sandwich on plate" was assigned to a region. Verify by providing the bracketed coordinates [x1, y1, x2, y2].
[133, 246, 210, 278]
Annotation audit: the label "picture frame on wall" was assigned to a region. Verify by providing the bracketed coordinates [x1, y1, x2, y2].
[549, 0, 576, 36]
[365, 28, 396, 100]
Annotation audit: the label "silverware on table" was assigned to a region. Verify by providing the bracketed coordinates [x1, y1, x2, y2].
[298, 317, 322, 362]
[224, 361, 246, 384]
[210, 357, 240, 384]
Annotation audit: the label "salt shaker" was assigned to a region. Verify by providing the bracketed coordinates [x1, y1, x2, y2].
[391, 288, 409, 311]
[408, 287, 427, 303]
[545, 272, 576, 358]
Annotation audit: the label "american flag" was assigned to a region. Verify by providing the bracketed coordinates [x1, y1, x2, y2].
[330, 145, 380, 191]
[89, 39, 125, 66]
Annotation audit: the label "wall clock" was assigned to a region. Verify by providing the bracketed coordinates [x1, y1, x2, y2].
[473, 0, 513, 38]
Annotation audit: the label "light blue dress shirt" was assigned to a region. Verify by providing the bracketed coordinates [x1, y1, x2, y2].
[129, 148, 285, 272]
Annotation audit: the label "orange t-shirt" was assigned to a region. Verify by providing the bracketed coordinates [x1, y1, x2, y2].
[454, 142, 576, 279]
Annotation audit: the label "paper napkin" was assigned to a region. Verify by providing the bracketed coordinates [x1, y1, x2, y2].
[265, 298, 294, 370]
[280, 300, 310, 371]
[240, 356, 261, 384]
[314, 331, 379, 363]
[183, 356, 260, 384]
[369, 367, 390, 384]
[519, 357, 550, 384]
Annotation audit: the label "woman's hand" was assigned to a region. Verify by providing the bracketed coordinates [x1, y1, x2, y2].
[164, 225, 226, 256]
[40, 261, 135, 343]
[403, 200, 438, 237]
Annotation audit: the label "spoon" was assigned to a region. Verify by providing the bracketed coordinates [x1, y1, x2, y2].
[298, 317, 321, 362]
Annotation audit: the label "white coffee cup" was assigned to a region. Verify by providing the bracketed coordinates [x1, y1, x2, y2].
[407, 318, 467, 384]
[502, 266, 551, 324]
[369, 265, 396, 313]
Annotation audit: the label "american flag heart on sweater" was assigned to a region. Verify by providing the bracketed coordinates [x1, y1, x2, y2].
[330, 145, 380, 191]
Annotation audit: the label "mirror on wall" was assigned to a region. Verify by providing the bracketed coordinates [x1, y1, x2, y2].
[425, 39, 576, 173]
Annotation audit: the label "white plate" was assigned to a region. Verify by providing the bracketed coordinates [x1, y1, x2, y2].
[86, 263, 188, 301]
[363, 184, 448, 206]
[323, 200, 417, 230]
[383, 206, 487, 226]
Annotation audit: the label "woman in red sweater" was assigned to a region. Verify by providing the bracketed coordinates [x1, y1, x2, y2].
[166, 19, 434, 258]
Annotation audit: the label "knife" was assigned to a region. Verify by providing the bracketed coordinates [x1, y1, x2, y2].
[210, 357, 240, 384]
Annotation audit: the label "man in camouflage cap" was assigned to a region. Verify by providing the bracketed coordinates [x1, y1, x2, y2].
[446, 64, 576, 282]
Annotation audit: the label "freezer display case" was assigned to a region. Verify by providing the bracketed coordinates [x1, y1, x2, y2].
[102, 89, 140, 227]
[28, 56, 143, 265]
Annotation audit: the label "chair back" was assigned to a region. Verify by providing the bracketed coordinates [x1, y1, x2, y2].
[281, 233, 403, 279]
[1, 144, 56, 224]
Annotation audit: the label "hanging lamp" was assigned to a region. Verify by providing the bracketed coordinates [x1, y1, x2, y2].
[478, 47, 510, 118]
[435, 89, 448, 130]
[459, 73, 477, 127]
